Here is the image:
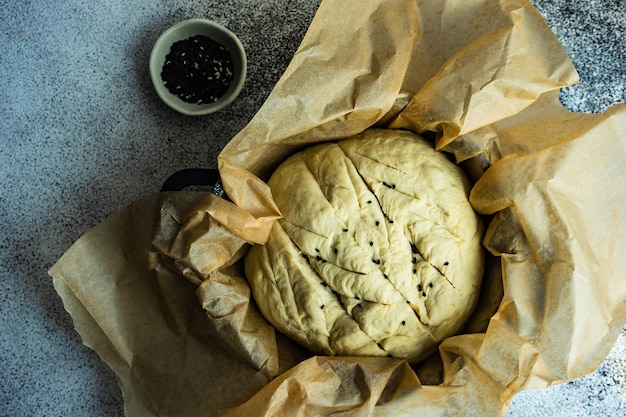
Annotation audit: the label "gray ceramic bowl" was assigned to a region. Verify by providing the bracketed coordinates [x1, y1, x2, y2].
[150, 19, 247, 116]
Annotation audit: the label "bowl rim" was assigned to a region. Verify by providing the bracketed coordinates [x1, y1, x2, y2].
[149, 18, 247, 116]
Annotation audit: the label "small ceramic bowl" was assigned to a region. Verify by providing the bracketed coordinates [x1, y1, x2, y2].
[150, 19, 247, 116]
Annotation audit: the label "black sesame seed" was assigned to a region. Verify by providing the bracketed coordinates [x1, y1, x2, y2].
[429, 283, 433, 288]
[406, 300, 410, 304]
[315, 248, 320, 252]
[444, 261, 449, 266]
[343, 228, 349, 232]
[355, 296, 361, 300]
[372, 259, 381, 265]
[422, 291, 427, 297]
[389, 220, 394, 224]
[383, 274, 388, 279]
[375, 221, 380, 226]
[412, 258, 417, 264]
[401, 320, 406, 326]
[334, 248, 338, 254]
[367, 200, 372, 204]
[321, 305, 325, 309]
[410, 242, 418, 254]
[417, 284, 423, 291]
[377, 342, 384, 349]
[369, 241, 374, 246]
[160, 34, 234, 105]
[413, 269, 417, 274]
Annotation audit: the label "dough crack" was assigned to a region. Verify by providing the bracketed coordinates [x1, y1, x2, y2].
[408, 303, 429, 328]
[265, 237, 307, 334]
[336, 145, 460, 328]
[282, 220, 330, 241]
[345, 147, 452, 218]
[335, 152, 424, 310]
[381, 184, 452, 228]
[281, 220, 395, 308]
[349, 150, 410, 177]
[341, 146, 460, 244]
[429, 262, 455, 289]
[281, 220, 370, 276]
[300, 148, 354, 231]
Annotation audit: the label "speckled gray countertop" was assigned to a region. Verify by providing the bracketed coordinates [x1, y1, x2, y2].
[1, 0, 624, 416]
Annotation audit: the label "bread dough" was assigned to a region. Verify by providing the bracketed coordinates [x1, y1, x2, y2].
[244, 129, 484, 363]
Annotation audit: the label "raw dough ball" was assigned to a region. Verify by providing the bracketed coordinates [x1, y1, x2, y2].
[244, 129, 484, 363]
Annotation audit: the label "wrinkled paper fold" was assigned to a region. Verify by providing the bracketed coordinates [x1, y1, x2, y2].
[50, 0, 626, 416]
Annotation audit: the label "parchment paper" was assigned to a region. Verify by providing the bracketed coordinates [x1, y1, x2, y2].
[50, 0, 626, 416]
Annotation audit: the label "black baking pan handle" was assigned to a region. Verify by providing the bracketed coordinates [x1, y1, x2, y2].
[161, 168, 220, 192]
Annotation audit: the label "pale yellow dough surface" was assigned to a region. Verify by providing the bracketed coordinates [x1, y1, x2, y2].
[244, 129, 484, 363]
